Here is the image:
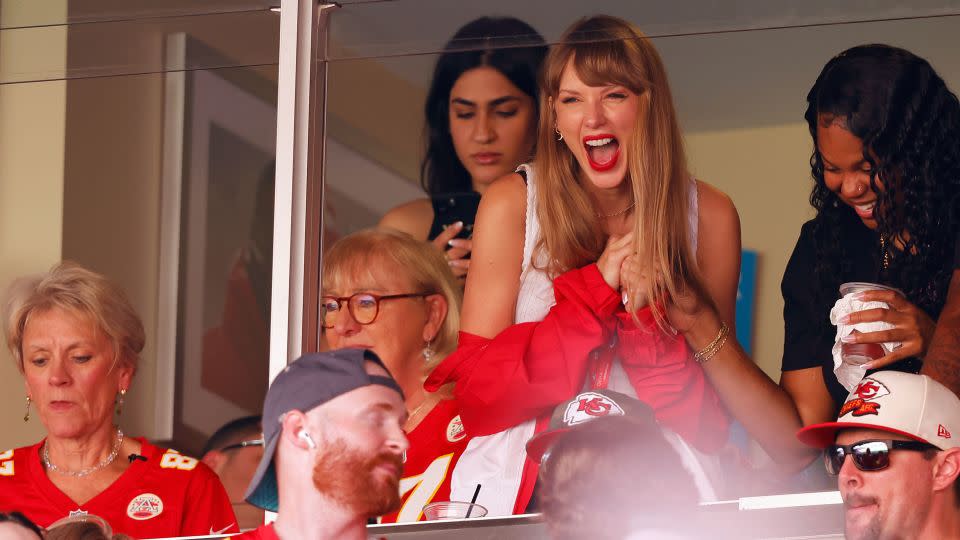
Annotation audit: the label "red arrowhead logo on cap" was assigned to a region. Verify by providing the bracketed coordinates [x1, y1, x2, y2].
[840, 378, 890, 418]
[563, 392, 625, 427]
[854, 379, 888, 400]
[939, 424, 952, 439]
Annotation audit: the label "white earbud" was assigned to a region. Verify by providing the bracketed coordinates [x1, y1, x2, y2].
[298, 430, 317, 449]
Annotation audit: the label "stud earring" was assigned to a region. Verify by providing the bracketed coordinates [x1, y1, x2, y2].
[555, 127, 563, 141]
[422, 340, 435, 364]
[24, 396, 31, 422]
[116, 389, 126, 416]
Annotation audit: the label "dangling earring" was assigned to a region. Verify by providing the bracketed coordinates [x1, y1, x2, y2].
[422, 341, 435, 364]
[555, 127, 563, 141]
[23, 396, 31, 422]
[116, 389, 126, 416]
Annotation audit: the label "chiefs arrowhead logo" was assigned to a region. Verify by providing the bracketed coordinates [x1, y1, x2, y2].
[853, 379, 890, 401]
[446, 415, 466, 443]
[127, 493, 163, 520]
[563, 392, 625, 427]
[939, 424, 952, 439]
[840, 378, 890, 418]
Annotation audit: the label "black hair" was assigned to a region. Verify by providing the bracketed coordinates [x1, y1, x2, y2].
[421, 17, 547, 196]
[804, 44, 960, 320]
[0, 512, 43, 538]
[201, 415, 263, 457]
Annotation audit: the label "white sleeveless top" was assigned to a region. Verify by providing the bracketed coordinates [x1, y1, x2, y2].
[450, 164, 717, 515]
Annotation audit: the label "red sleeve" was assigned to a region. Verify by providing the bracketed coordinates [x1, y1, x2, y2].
[425, 264, 620, 435]
[179, 463, 240, 536]
[615, 308, 730, 452]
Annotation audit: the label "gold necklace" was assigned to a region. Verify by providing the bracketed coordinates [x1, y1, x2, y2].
[408, 401, 427, 420]
[880, 235, 890, 269]
[596, 200, 636, 219]
[406, 395, 437, 428]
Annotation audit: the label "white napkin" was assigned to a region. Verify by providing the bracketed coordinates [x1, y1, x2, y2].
[829, 293, 902, 391]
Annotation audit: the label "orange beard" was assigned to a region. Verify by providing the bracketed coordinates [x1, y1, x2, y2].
[311, 438, 403, 517]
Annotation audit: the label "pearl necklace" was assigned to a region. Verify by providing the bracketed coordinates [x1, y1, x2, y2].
[43, 428, 124, 477]
[596, 200, 636, 218]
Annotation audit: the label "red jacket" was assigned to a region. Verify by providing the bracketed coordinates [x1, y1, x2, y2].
[426, 263, 729, 453]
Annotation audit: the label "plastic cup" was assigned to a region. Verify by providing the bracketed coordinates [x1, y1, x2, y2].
[837, 282, 903, 364]
[841, 330, 887, 365]
[839, 281, 902, 297]
[422, 501, 488, 520]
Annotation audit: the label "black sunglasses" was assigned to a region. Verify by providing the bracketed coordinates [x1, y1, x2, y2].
[825, 439, 937, 475]
[220, 438, 265, 452]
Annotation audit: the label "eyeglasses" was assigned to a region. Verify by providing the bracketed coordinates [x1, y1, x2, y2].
[220, 438, 265, 452]
[825, 439, 936, 475]
[320, 292, 435, 328]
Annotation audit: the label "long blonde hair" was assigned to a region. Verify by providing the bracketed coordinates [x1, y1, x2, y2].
[535, 15, 709, 325]
[321, 228, 462, 376]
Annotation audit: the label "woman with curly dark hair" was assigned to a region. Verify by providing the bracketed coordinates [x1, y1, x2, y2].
[778, 44, 960, 421]
[651, 44, 960, 476]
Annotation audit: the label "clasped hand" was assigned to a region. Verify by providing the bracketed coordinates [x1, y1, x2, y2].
[597, 233, 718, 337]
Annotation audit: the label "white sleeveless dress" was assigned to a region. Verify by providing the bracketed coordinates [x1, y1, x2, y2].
[450, 164, 720, 515]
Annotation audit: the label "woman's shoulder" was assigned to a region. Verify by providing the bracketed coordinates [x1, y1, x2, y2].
[482, 172, 528, 212]
[0, 442, 40, 478]
[694, 179, 740, 245]
[379, 197, 434, 240]
[139, 440, 217, 480]
[694, 179, 737, 221]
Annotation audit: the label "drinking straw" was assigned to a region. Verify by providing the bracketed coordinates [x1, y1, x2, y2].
[465, 484, 482, 518]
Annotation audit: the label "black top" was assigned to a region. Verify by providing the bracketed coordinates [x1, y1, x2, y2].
[955, 233, 960, 267]
[781, 219, 921, 408]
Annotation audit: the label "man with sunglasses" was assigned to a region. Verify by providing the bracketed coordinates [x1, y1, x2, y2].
[202, 416, 265, 530]
[798, 371, 960, 540]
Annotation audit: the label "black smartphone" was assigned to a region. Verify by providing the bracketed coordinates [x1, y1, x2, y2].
[431, 192, 481, 242]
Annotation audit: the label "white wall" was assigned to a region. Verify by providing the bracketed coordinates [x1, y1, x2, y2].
[0, 1, 68, 449]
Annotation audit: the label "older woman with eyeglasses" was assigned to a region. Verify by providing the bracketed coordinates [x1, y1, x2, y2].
[321, 228, 468, 522]
[0, 261, 238, 537]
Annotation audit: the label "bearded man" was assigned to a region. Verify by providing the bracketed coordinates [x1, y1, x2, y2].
[235, 349, 409, 540]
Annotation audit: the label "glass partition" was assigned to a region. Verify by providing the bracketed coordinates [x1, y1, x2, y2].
[321, 6, 960, 381]
[0, 0, 275, 30]
[1, 0, 958, 537]
[0, 1, 280, 460]
[318, 0, 960, 514]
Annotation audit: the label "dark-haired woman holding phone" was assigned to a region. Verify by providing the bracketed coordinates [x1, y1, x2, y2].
[380, 17, 547, 281]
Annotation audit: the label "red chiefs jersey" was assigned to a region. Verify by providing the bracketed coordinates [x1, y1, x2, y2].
[230, 523, 278, 540]
[0, 438, 238, 538]
[379, 399, 472, 523]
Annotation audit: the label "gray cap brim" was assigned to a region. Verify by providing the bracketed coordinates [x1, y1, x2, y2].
[244, 428, 282, 512]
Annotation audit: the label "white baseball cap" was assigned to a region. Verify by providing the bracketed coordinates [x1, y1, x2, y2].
[797, 371, 960, 450]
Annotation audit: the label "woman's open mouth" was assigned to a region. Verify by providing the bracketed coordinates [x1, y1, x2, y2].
[853, 201, 876, 220]
[583, 134, 620, 172]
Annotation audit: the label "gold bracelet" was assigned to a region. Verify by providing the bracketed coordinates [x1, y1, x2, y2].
[694, 322, 729, 364]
